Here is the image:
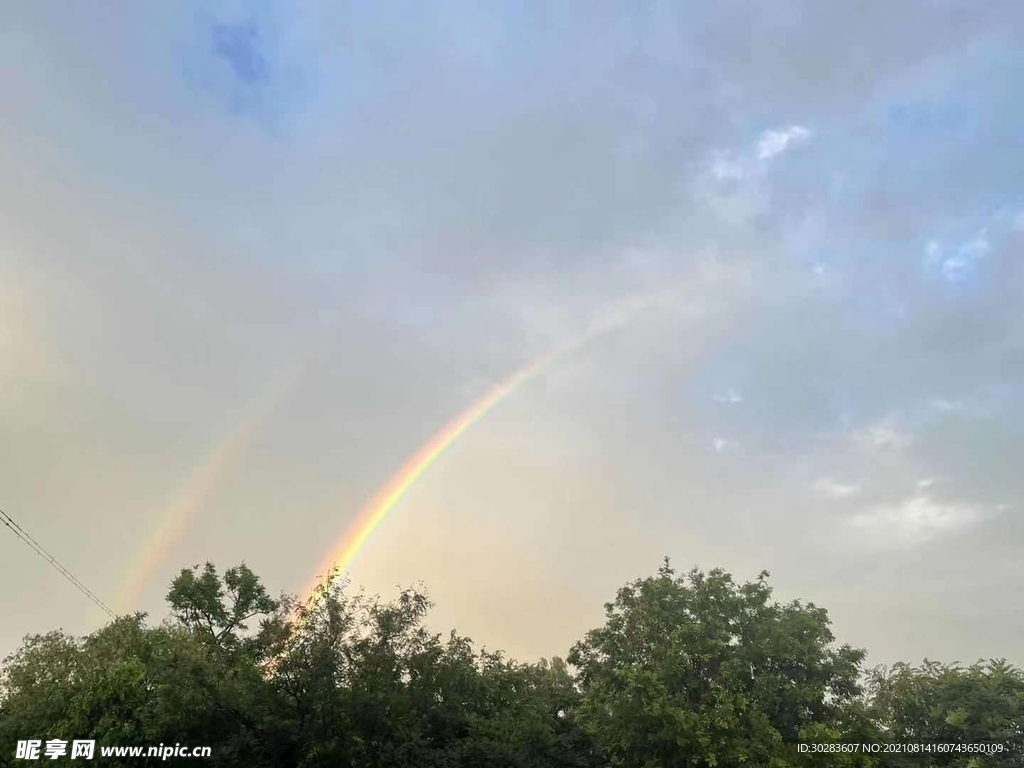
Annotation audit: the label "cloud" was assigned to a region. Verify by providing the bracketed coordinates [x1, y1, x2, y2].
[847, 493, 995, 544]
[713, 388, 744, 404]
[692, 124, 812, 229]
[4, 0, 1024, 671]
[710, 152, 746, 182]
[850, 417, 915, 452]
[940, 228, 991, 284]
[757, 125, 812, 161]
[928, 398, 965, 413]
[813, 478, 861, 498]
[924, 383, 1014, 420]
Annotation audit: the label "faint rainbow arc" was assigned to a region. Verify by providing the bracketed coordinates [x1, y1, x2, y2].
[114, 358, 308, 615]
[300, 293, 664, 602]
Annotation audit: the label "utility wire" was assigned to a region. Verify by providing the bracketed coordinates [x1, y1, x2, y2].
[0, 506, 116, 619]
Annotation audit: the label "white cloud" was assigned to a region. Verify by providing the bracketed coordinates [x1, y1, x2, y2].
[938, 228, 991, 284]
[940, 258, 968, 283]
[757, 125, 812, 161]
[712, 437, 733, 453]
[713, 388, 744, 404]
[813, 478, 861, 498]
[709, 152, 746, 181]
[928, 397, 965, 413]
[917, 477, 937, 489]
[926, 387, 1007, 420]
[847, 494, 992, 543]
[851, 417, 914, 451]
[696, 124, 812, 226]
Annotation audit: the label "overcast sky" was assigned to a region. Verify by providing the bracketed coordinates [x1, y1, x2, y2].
[3, 1, 1023, 669]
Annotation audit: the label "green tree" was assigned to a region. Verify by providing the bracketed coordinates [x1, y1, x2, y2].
[16, 556, 1022, 768]
[269, 569, 600, 767]
[0, 563, 286, 767]
[866, 659, 1024, 768]
[166, 562, 281, 651]
[0, 617, 262, 766]
[567, 559, 871, 768]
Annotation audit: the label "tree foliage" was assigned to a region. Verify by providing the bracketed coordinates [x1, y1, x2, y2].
[866, 660, 1024, 767]
[567, 560, 869, 767]
[1, 559, 1021, 767]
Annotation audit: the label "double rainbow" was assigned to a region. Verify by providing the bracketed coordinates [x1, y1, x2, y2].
[114, 289, 676, 615]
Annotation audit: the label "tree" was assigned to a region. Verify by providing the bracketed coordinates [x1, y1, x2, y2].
[0, 563, 288, 767]
[567, 559, 871, 767]
[866, 659, 1024, 768]
[9, 555, 1022, 768]
[166, 562, 281, 651]
[0, 617, 263, 766]
[268, 569, 600, 767]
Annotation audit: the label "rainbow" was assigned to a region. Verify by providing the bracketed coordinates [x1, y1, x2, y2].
[114, 359, 307, 615]
[299, 292, 666, 602]
[111, 284, 685, 617]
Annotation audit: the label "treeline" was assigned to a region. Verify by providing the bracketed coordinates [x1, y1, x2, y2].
[1, 560, 1021, 767]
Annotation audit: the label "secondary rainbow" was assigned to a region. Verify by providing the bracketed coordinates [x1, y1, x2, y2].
[115, 357, 309, 615]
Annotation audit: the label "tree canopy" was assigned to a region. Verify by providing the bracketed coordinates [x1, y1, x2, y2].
[1, 560, 1021, 767]
[567, 560, 868, 767]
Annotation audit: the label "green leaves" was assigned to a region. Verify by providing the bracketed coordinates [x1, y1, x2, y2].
[167, 562, 279, 650]
[866, 659, 1024, 767]
[3, 557, 1022, 768]
[568, 561, 870, 767]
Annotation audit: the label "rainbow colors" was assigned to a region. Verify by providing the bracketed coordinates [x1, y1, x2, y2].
[111, 286, 682, 617]
[299, 292, 665, 602]
[114, 359, 306, 615]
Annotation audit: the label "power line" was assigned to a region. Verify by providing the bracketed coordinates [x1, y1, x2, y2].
[0, 506, 116, 619]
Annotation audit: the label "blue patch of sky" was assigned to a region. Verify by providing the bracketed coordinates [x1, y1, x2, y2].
[211, 22, 268, 85]
[867, 41, 1024, 214]
[773, 42, 1024, 295]
[924, 222, 989, 287]
[177, 2, 325, 134]
[920, 202, 1024, 289]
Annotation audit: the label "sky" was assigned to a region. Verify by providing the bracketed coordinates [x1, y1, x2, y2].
[2, 1, 1024, 669]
